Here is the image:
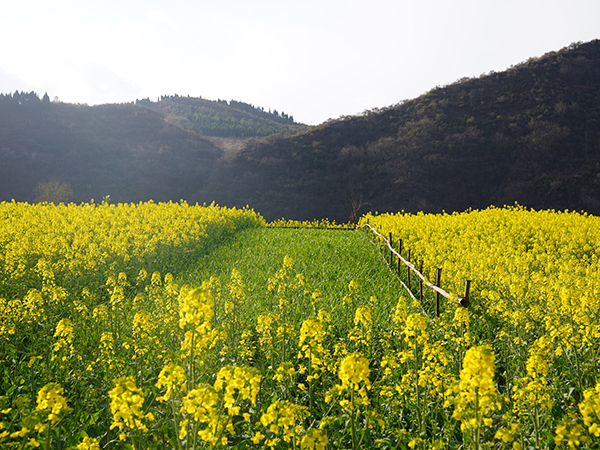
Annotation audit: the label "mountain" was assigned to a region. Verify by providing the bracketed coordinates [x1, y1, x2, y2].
[1, 40, 599, 221]
[0, 93, 308, 204]
[206, 40, 600, 221]
[0, 94, 222, 204]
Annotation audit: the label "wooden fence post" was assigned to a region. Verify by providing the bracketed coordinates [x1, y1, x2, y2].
[459, 280, 471, 308]
[389, 233, 394, 266]
[435, 268, 442, 317]
[418, 260, 424, 302]
[397, 240, 403, 274]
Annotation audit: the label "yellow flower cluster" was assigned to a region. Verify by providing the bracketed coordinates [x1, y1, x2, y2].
[512, 353, 553, 416]
[268, 218, 351, 229]
[338, 353, 371, 392]
[361, 206, 600, 320]
[52, 318, 75, 360]
[254, 400, 308, 447]
[214, 365, 262, 413]
[1, 200, 262, 282]
[267, 256, 304, 311]
[362, 206, 600, 446]
[580, 383, 600, 437]
[300, 428, 329, 450]
[108, 376, 154, 440]
[181, 385, 222, 444]
[179, 285, 224, 357]
[155, 363, 187, 402]
[178, 364, 261, 446]
[298, 316, 329, 374]
[77, 437, 100, 450]
[178, 286, 214, 330]
[0, 201, 264, 344]
[2, 383, 69, 447]
[34, 383, 69, 431]
[448, 345, 501, 432]
[403, 313, 429, 348]
[6, 201, 600, 448]
[349, 305, 373, 346]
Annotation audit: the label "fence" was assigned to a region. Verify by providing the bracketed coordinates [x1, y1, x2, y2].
[268, 221, 471, 314]
[359, 223, 470, 316]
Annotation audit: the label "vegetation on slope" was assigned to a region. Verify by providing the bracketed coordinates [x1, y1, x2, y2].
[214, 40, 600, 222]
[136, 95, 309, 138]
[0, 94, 222, 204]
[1, 40, 599, 222]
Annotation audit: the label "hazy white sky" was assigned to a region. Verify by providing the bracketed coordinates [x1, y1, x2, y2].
[1, 0, 598, 124]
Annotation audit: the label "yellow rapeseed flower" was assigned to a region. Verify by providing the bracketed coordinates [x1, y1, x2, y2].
[448, 345, 501, 432]
[156, 363, 187, 402]
[300, 428, 329, 450]
[214, 365, 262, 413]
[77, 437, 100, 450]
[34, 382, 69, 430]
[338, 353, 371, 391]
[178, 286, 214, 330]
[259, 400, 308, 444]
[580, 382, 600, 437]
[52, 319, 74, 355]
[108, 376, 153, 438]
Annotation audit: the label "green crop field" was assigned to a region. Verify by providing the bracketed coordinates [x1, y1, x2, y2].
[2, 202, 600, 449]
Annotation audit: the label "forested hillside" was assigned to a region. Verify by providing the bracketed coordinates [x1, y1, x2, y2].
[209, 40, 600, 221]
[0, 94, 222, 203]
[1, 40, 599, 221]
[136, 95, 308, 138]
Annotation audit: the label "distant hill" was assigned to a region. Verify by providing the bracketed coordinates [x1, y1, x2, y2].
[0, 93, 307, 204]
[136, 95, 309, 139]
[1, 40, 599, 221]
[206, 40, 600, 221]
[0, 94, 222, 203]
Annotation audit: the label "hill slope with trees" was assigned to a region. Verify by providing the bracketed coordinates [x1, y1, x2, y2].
[208, 40, 600, 221]
[136, 95, 308, 139]
[1, 40, 599, 221]
[0, 94, 222, 203]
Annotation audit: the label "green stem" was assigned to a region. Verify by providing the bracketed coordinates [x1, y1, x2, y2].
[44, 424, 51, 450]
[474, 390, 480, 450]
[573, 349, 584, 397]
[533, 396, 541, 449]
[308, 353, 314, 412]
[350, 389, 357, 450]
[192, 418, 198, 450]
[135, 428, 144, 450]
[189, 327, 196, 390]
[170, 398, 183, 450]
[414, 345, 423, 434]
[189, 327, 197, 450]
[208, 390, 230, 450]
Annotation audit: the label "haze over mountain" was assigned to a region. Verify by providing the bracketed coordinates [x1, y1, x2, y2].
[0, 95, 305, 204]
[0, 40, 599, 222]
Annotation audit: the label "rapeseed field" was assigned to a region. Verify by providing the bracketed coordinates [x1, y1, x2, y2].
[1, 202, 599, 449]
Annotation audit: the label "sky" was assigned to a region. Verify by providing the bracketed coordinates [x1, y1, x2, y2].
[0, 0, 598, 125]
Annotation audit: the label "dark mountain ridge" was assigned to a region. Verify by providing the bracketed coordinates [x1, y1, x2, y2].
[0, 40, 599, 222]
[208, 40, 600, 221]
[0, 93, 308, 204]
[0, 97, 222, 203]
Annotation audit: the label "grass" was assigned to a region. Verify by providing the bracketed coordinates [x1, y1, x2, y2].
[178, 227, 409, 321]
